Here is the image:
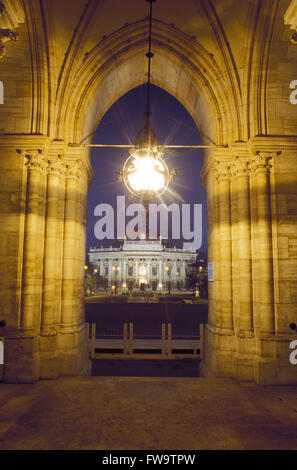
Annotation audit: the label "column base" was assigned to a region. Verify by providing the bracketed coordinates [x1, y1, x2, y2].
[39, 332, 61, 379]
[2, 335, 40, 383]
[202, 323, 297, 384]
[2, 323, 91, 383]
[57, 322, 91, 376]
[233, 333, 257, 381]
[200, 323, 236, 378]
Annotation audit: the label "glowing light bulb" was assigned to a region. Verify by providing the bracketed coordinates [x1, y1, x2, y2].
[122, 146, 170, 200]
[127, 156, 165, 192]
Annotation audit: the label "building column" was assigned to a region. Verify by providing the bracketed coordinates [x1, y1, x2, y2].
[200, 156, 235, 379]
[61, 162, 80, 328]
[173, 260, 177, 290]
[108, 259, 112, 285]
[7, 145, 48, 383]
[123, 259, 127, 286]
[59, 158, 90, 375]
[100, 259, 103, 277]
[216, 161, 233, 331]
[39, 154, 64, 378]
[41, 156, 64, 332]
[230, 152, 255, 381]
[233, 157, 253, 333]
[159, 260, 162, 288]
[251, 153, 275, 335]
[230, 165, 240, 333]
[147, 259, 150, 286]
[21, 151, 47, 331]
[203, 166, 221, 327]
[76, 166, 90, 324]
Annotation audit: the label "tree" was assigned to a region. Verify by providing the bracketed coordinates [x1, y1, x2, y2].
[186, 254, 208, 298]
[84, 263, 105, 296]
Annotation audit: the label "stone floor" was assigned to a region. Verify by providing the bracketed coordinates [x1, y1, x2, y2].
[0, 376, 297, 450]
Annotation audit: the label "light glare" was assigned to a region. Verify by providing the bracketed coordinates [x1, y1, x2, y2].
[127, 156, 165, 192]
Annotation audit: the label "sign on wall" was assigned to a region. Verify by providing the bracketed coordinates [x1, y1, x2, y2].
[208, 261, 214, 282]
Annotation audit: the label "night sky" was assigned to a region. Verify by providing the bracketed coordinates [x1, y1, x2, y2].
[86, 84, 207, 255]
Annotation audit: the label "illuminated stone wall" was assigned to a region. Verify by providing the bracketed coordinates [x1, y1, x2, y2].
[0, 0, 296, 383]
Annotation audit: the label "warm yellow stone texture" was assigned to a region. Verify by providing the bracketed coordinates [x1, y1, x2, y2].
[0, 0, 296, 383]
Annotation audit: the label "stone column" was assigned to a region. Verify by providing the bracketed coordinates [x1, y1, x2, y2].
[39, 154, 64, 378]
[55, 166, 66, 327]
[230, 165, 240, 333]
[61, 159, 82, 328]
[216, 161, 233, 331]
[179, 262, 182, 290]
[123, 259, 126, 285]
[233, 157, 253, 333]
[41, 155, 64, 333]
[173, 260, 177, 289]
[21, 151, 47, 331]
[135, 259, 138, 284]
[108, 259, 112, 285]
[147, 259, 150, 285]
[203, 166, 220, 327]
[251, 153, 275, 335]
[159, 260, 162, 284]
[76, 167, 89, 324]
[59, 158, 90, 375]
[100, 259, 103, 277]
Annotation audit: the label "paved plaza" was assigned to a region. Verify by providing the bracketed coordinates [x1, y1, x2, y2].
[0, 377, 297, 450]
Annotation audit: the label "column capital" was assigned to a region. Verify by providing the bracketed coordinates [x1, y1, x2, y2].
[64, 158, 84, 180]
[231, 156, 251, 177]
[213, 159, 232, 181]
[47, 154, 66, 176]
[250, 152, 274, 175]
[23, 149, 47, 173]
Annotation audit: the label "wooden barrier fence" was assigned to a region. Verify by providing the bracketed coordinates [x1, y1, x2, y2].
[89, 322, 204, 359]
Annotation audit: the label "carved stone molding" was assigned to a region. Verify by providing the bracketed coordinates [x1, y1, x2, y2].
[0, 0, 24, 29]
[0, 0, 24, 58]
[0, 27, 19, 58]
[65, 158, 83, 180]
[284, 0, 297, 43]
[250, 153, 273, 175]
[47, 155, 66, 177]
[24, 150, 47, 173]
[284, 0, 297, 30]
[214, 160, 232, 182]
[231, 157, 250, 178]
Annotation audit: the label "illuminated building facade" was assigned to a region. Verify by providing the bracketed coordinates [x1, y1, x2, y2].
[88, 240, 196, 293]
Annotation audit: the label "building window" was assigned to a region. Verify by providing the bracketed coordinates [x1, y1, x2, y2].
[139, 265, 146, 275]
[128, 266, 133, 276]
[105, 266, 108, 276]
[152, 266, 157, 276]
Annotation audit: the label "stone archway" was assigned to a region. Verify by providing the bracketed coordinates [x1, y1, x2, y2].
[0, 0, 297, 384]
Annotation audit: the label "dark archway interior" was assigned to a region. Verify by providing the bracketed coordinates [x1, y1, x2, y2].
[85, 84, 208, 376]
[86, 84, 207, 252]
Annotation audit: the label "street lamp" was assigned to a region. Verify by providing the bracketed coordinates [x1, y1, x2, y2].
[117, 0, 178, 215]
[166, 265, 171, 295]
[122, 145, 170, 201]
